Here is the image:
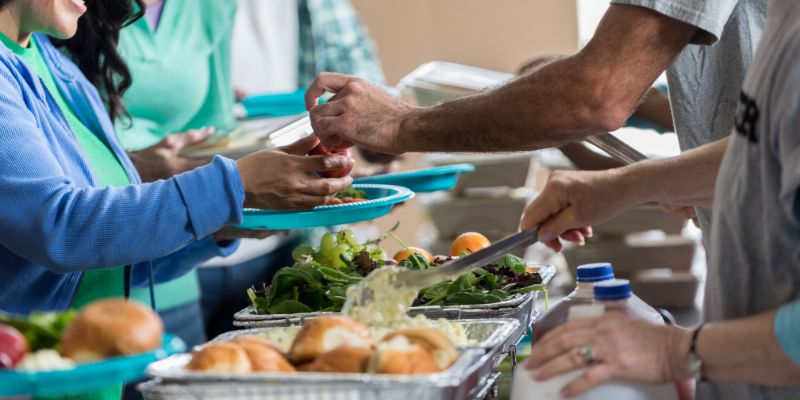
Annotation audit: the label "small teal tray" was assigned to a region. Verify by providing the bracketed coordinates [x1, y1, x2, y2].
[237, 184, 414, 230]
[353, 163, 474, 193]
[0, 333, 185, 397]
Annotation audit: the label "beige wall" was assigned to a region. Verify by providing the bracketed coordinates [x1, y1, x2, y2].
[350, 0, 580, 86]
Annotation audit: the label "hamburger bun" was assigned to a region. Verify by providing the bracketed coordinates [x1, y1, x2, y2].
[61, 299, 163, 362]
[308, 346, 372, 373]
[295, 362, 314, 372]
[368, 335, 440, 375]
[289, 316, 373, 364]
[382, 328, 458, 369]
[185, 343, 251, 373]
[231, 337, 295, 372]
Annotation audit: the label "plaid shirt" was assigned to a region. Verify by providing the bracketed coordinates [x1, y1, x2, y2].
[297, 0, 386, 87]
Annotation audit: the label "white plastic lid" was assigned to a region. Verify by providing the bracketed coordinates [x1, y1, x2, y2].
[568, 304, 605, 320]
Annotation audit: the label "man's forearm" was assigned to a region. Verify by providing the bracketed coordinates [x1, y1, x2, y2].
[615, 137, 729, 208]
[396, 4, 696, 153]
[670, 309, 800, 385]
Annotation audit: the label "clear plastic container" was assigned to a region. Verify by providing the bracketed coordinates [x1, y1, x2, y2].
[532, 263, 614, 342]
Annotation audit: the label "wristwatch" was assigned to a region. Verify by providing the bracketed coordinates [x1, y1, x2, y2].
[687, 323, 705, 380]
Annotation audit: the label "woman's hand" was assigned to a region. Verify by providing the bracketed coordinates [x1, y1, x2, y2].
[212, 226, 285, 242]
[523, 312, 692, 398]
[235, 135, 354, 210]
[128, 127, 214, 182]
[520, 169, 636, 252]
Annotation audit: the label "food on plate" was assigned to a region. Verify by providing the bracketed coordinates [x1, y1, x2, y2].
[308, 144, 353, 178]
[14, 349, 75, 373]
[335, 185, 368, 200]
[295, 361, 313, 371]
[61, 299, 163, 363]
[307, 346, 372, 373]
[0, 309, 76, 353]
[256, 325, 302, 353]
[450, 232, 491, 256]
[232, 336, 295, 372]
[382, 328, 457, 370]
[0, 323, 27, 368]
[324, 185, 369, 206]
[289, 316, 374, 364]
[185, 343, 252, 373]
[393, 247, 433, 263]
[368, 335, 441, 375]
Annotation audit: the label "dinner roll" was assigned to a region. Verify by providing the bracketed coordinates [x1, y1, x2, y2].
[185, 343, 251, 373]
[61, 299, 163, 363]
[289, 316, 374, 364]
[368, 335, 440, 375]
[308, 346, 372, 373]
[381, 328, 458, 369]
[231, 336, 295, 372]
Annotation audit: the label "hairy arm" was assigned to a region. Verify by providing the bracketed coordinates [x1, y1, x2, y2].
[397, 4, 696, 152]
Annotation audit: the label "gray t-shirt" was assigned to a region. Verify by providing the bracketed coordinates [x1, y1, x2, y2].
[707, 0, 800, 397]
[612, 0, 767, 245]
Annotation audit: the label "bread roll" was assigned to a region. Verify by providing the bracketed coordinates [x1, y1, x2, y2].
[61, 299, 163, 363]
[185, 343, 251, 373]
[381, 328, 458, 369]
[368, 335, 440, 375]
[308, 346, 372, 373]
[231, 337, 295, 372]
[290, 316, 373, 364]
[295, 362, 314, 372]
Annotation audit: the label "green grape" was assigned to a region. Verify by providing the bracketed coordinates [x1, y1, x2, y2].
[338, 229, 358, 246]
[351, 244, 364, 254]
[330, 244, 351, 268]
[369, 248, 388, 261]
[321, 257, 334, 266]
[292, 244, 314, 261]
[320, 233, 337, 257]
[312, 251, 325, 263]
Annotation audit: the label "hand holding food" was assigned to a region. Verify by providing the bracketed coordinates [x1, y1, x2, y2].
[305, 73, 416, 154]
[236, 134, 353, 211]
[308, 143, 354, 178]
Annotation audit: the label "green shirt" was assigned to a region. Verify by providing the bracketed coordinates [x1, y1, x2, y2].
[0, 33, 128, 400]
[116, 0, 237, 310]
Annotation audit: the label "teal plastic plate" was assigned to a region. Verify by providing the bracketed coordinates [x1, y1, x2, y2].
[237, 184, 414, 230]
[0, 333, 184, 397]
[353, 164, 474, 193]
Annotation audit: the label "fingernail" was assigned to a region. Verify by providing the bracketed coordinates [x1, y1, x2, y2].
[530, 369, 542, 380]
[559, 389, 570, 399]
[539, 232, 553, 243]
[578, 239, 585, 246]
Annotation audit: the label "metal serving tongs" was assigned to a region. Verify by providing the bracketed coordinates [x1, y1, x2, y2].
[584, 132, 649, 164]
[345, 226, 541, 308]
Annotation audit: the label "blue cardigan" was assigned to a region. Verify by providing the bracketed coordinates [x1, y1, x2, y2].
[0, 34, 244, 315]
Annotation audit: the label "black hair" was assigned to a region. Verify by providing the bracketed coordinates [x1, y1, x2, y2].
[0, 0, 144, 122]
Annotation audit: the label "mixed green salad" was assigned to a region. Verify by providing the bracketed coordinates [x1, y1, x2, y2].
[247, 225, 545, 315]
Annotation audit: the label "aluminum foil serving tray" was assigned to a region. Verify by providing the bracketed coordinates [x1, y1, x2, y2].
[233, 264, 555, 329]
[141, 319, 521, 400]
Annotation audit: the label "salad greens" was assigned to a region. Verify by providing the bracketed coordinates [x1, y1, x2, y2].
[335, 186, 367, 200]
[247, 248, 545, 315]
[0, 310, 77, 352]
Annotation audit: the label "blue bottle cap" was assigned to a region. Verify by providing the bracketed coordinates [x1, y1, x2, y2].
[594, 279, 632, 301]
[576, 263, 614, 283]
